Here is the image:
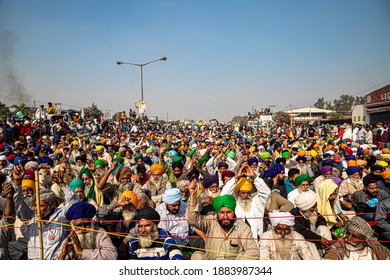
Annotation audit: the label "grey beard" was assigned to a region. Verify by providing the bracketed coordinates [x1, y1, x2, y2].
[345, 240, 365, 252]
[118, 182, 133, 193]
[273, 232, 293, 260]
[302, 211, 318, 231]
[237, 196, 252, 212]
[72, 224, 96, 258]
[24, 196, 34, 208]
[138, 225, 159, 248]
[350, 178, 363, 190]
[206, 189, 220, 198]
[298, 165, 307, 174]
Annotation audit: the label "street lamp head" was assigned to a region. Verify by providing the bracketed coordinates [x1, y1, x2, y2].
[160, 57, 167, 61]
[116, 61, 123, 65]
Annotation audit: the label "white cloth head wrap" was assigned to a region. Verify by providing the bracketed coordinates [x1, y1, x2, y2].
[269, 211, 295, 227]
[294, 190, 317, 211]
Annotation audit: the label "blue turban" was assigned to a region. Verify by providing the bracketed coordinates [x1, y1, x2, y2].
[323, 153, 331, 158]
[322, 159, 334, 167]
[203, 175, 219, 189]
[39, 156, 54, 167]
[69, 179, 85, 191]
[296, 156, 307, 162]
[66, 202, 96, 221]
[168, 150, 177, 158]
[265, 163, 285, 178]
[143, 156, 152, 165]
[248, 157, 259, 166]
[345, 155, 356, 161]
[217, 161, 229, 169]
[346, 166, 361, 176]
[163, 188, 182, 204]
[14, 156, 27, 166]
[78, 147, 84, 152]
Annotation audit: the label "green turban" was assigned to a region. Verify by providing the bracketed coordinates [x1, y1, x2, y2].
[188, 149, 196, 158]
[113, 157, 124, 164]
[115, 151, 124, 157]
[294, 174, 311, 186]
[226, 151, 235, 159]
[146, 147, 154, 154]
[212, 194, 237, 213]
[199, 156, 209, 165]
[69, 179, 85, 191]
[94, 159, 106, 168]
[172, 156, 183, 163]
[261, 152, 271, 160]
[282, 151, 291, 158]
[79, 167, 93, 179]
[134, 155, 143, 163]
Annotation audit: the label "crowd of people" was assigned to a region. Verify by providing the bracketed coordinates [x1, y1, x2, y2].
[0, 106, 390, 260]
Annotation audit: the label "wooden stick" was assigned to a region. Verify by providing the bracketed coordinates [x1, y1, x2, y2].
[34, 170, 44, 260]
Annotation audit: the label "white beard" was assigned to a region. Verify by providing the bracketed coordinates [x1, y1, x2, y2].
[206, 189, 220, 198]
[273, 231, 293, 260]
[345, 240, 365, 252]
[302, 210, 318, 231]
[122, 209, 137, 228]
[237, 196, 252, 212]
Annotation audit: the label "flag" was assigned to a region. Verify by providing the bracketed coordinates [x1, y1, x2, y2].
[287, 128, 294, 140]
[81, 109, 85, 120]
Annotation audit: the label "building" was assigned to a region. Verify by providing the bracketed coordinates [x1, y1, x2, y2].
[283, 106, 335, 125]
[365, 84, 390, 123]
[351, 104, 369, 125]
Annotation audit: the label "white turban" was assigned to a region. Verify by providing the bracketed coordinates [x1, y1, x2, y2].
[25, 161, 39, 170]
[269, 211, 295, 227]
[294, 190, 317, 211]
[0, 155, 6, 161]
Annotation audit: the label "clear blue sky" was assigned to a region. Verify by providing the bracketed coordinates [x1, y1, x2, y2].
[1, 0, 389, 123]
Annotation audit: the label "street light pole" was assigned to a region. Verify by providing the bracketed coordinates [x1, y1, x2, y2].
[116, 56, 167, 102]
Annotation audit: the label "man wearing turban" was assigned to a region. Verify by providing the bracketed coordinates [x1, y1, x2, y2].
[155, 188, 205, 257]
[58, 202, 117, 260]
[187, 178, 259, 260]
[259, 211, 317, 260]
[312, 165, 334, 190]
[287, 174, 312, 207]
[79, 167, 102, 206]
[13, 166, 80, 260]
[291, 191, 332, 259]
[338, 166, 364, 210]
[124, 206, 184, 260]
[265, 163, 288, 198]
[324, 216, 390, 260]
[221, 163, 271, 247]
[96, 144, 112, 168]
[141, 163, 172, 206]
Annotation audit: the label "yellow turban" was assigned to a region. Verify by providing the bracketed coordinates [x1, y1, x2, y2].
[382, 170, 390, 179]
[378, 161, 388, 168]
[234, 177, 253, 195]
[383, 148, 390, 154]
[22, 179, 35, 190]
[72, 140, 79, 145]
[150, 164, 165, 175]
[96, 145, 104, 151]
[249, 146, 256, 153]
[347, 160, 357, 167]
[298, 150, 306, 157]
[308, 150, 318, 158]
[120, 190, 139, 207]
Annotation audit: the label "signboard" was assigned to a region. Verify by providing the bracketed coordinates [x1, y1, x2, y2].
[366, 84, 390, 106]
[260, 115, 273, 122]
[135, 100, 147, 114]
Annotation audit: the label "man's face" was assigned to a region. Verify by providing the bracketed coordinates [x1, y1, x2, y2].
[217, 207, 235, 230]
[0, 160, 6, 168]
[33, 200, 54, 220]
[169, 167, 180, 179]
[22, 187, 34, 198]
[345, 229, 366, 251]
[238, 190, 251, 200]
[166, 201, 181, 215]
[365, 183, 378, 197]
[74, 187, 85, 200]
[298, 181, 310, 192]
[138, 219, 155, 234]
[274, 224, 292, 238]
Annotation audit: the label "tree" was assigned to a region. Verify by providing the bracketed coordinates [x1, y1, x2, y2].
[83, 103, 103, 119]
[314, 97, 325, 109]
[0, 102, 10, 118]
[273, 111, 291, 125]
[354, 96, 365, 105]
[333, 95, 355, 113]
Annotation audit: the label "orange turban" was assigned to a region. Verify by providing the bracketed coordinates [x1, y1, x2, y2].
[347, 160, 357, 167]
[357, 160, 367, 167]
[383, 148, 390, 154]
[298, 150, 306, 157]
[120, 190, 139, 207]
[326, 145, 333, 151]
[382, 170, 390, 180]
[150, 164, 165, 175]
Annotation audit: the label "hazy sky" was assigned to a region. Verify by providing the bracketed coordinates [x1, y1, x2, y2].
[0, 0, 389, 123]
